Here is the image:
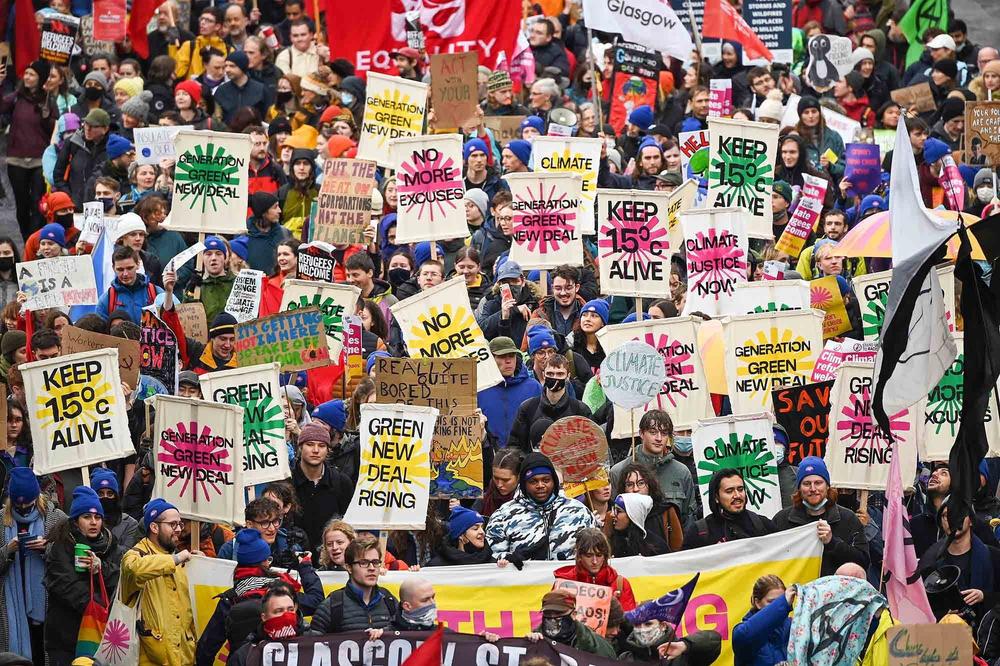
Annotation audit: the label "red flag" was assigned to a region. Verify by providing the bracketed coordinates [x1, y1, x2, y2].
[14, 0, 40, 76]
[128, 0, 158, 59]
[402, 626, 443, 666]
[702, 0, 773, 62]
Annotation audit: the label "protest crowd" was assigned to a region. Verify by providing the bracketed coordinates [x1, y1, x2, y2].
[2, 0, 1000, 663]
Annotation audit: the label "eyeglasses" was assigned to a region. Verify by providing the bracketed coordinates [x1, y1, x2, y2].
[495, 215, 514, 223]
[157, 520, 184, 531]
[350, 559, 381, 569]
[624, 478, 648, 491]
[251, 519, 282, 529]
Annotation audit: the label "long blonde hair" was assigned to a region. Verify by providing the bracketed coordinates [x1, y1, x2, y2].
[317, 519, 356, 568]
[3, 494, 49, 528]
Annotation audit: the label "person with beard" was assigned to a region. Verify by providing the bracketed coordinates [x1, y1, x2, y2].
[482, 70, 529, 117]
[683, 469, 777, 549]
[477, 337, 541, 447]
[43, 487, 122, 665]
[428, 507, 497, 566]
[527, 589, 617, 658]
[619, 595, 721, 664]
[228, 583, 306, 666]
[507, 353, 593, 454]
[796, 209, 867, 280]
[599, 137, 662, 191]
[555, 528, 637, 609]
[91, 467, 142, 550]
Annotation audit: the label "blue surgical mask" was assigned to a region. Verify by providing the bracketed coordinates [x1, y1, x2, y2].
[803, 497, 828, 512]
[341, 92, 355, 106]
[672, 436, 693, 454]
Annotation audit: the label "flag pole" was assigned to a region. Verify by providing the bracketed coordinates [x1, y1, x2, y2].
[686, 0, 703, 66]
[587, 27, 605, 132]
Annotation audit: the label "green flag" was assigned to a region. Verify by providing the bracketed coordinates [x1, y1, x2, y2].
[897, 0, 949, 67]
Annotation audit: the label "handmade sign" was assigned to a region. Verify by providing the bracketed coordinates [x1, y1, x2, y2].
[17, 256, 97, 310]
[170, 130, 251, 234]
[596, 189, 671, 297]
[152, 394, 245, 524]
[775, 173, 827, 257]
[92, 0, 125, 41]
[705, 117, 778, 239]
[967, 101, 1000, 165]
[390, 277, 502, 391]
[886, 624, 973, 666]
[724, 309, 825, 413]
[821, 105, 862, 146]
[874, 129, 896, 161]
[597, 318, 713, 436]
[176, 302, 208, 344]
[357, 72, 429, 167]
[430, 52, 478, 129]
[810, 276, 852, 339]
[664, 179, 698, 256]
[856, 266, 955, 341]
[678, 129, 710, 177]
[79, 202, 104, 245]
[824, 362, 919, 491]
[313, 158, 378, 245]
[374, 357, 476, 414]
[773, 381, 833, 464]
[693, 413, 782, 518]
[200, 363, 291, 486]
[40, 14, 79, 65]
[804, 35, 853, 90]
[235, 307, 331, 372]
[140, 308, 178, 394]
[729, 280, 811, 315]
[295, 242, 337, 283]
[608, 42, 660, 133]
[61, 325, 141, 388]
[343, 402, 439, 529]
[600, 340, 668, 409]
[890, 83, 936, 115]
[280, 280, 360, 361]
[551, 580, 613, 637]
[680, 207, 749, 316]
[133, 125, 193, 166]
[844, 143, 881, 196]
[224, 269, 264, 322]
[708, 79, 732, 117]
[431, 412, 484, 498]
[532, 137, 602, 234]
[539, 416, 610, 484]
[391, 134, 467, 243]
[23, 350, 132, 474]
[505, 172, 584, 269]
[811, 338, 879, 382]
[483, 116, 527, 144]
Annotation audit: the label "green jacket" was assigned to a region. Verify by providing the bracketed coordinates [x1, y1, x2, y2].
[183, 271, 236, 323]
[611, 448, 698, 528]
[569, 621, 618, 659]
[803, 127, 846, 178]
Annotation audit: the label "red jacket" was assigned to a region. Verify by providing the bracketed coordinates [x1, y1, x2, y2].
[840, 96, 875, 128]
[553, 563, 637, 611]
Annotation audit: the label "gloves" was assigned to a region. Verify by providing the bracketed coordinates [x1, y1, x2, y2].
[505, 550, 525, 571]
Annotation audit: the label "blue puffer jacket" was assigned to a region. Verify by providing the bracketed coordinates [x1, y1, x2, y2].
[477, 358, 541, 447]
[732, 595, 792, 666]
[95, 273, 163, 323]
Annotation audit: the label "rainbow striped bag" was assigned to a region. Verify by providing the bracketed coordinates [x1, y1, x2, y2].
[75, 570, 110, 659]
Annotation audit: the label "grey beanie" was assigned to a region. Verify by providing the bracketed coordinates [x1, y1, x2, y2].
[974, 168, 995, 189]
[463, 188, 489, 218]
[121, 90, 154, 121]
[607, 147, 623, 172]
[83, 71, 109, 90]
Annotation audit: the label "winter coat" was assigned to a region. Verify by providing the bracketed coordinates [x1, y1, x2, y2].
[619, 629, 722, 664]
[54, 129, 110, 206]
[147, 228, 192, 281]
[248, 156, 288, 196]
[732, 596, 792, 666]
[215, 76, 271, 125]
[478, 280, 544, 350]
[291, 462, 355, 552]
[507, 390, 593, 454]
[477, 357, 542, 447]
[472, 221, 512, 280]
[308, 582, 398, 634]
[531, 294, 586, 337]
[216, 527, 311, 570]
[426, 542, 496, 567]
[107, 511, 144, 550]
[183, 271, 237, 323]
[554, 562, 637, 610]
[597, 157, 658, 191]
[242, 218, 291, 273]
[610, 449, 698, 528]
[773, 502, 870, 576]
[531, 40, 570, 78]
[96, 272, 163, 323]
[683, 470, 778, 548]
[172, 34, 230, 79]
[918, 536, 1000, 621]
[0, 87, 58, 159]
[800, 126, 846, 178]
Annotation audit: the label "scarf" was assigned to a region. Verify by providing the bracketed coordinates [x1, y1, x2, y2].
[232, 566, 302, 600]
[480, 484, 515, 518]
[5, 507, 46, 658]
[787, 575, 888, 666]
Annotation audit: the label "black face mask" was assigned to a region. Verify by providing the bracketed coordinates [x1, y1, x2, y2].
[55, 213, 74, 229]
[544, 377, 566, 392]
[276, 90, 294, 105]
[0, 257, 14, 272]
[99, 197, 116, 212]
[387, 267, 411, 289]
[542, 615, 576, 642]
[100, 497, 122, 523]
[14, 504, 34, 516]
[84, 86, 104, 101]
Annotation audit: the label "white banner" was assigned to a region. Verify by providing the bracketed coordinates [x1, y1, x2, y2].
[224, 269, 264, 323]
[665, 178, 698, 258]
[581, 0, 693, 61]
[532, 137, 602, 234]
[724, 310, 825, 414]
[692, 413, 782, 519]
[680, 207, 749, 316]
[825, 362, 919, 490]
[343, 402, 439, 530]
[506, 172, 584, 269]
[705, 118, 779, 240]
[199, 363, 290, 486]
[17, 255, 97, 311]
[391, 134, 467, 243]
[170, 130, 252, 234]
[79, 202, 103, 245]
[357, 72, 429, 167]
[134, 124, 193, 165]
[855, 266, 956, 341]
[596, 188, 672, 297]
[390, 276, 502, 391]
[728, 280, 812, 315]
[280, 279, 361, 361]
[152, 395, 245, 525]
[597, 318, 713, 436]
[23, 350, 132, 474]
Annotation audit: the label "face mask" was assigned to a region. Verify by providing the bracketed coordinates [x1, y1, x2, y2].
[978, 186, 995, 203]
[341, 92, 355, 106]
[544, 377, 566, 392]
[403, 602, 438, 627]
[99, 197, 115, 212]
[508, 284, 523, 300]
[321, 126, 335, 138]
[632, 624, 666, 647]
[387, 267, 411, 288]
[99, 497, 120, 519]
[84, 87, 103, 101]
[0, 257, 14, 272]
[14, 504, 34, 516]
[803, 497, 828, 512]
[276, 90, 293, 105]
[56, 213, 74, 229]
[542, 615, 575, 641]
[263, 611, 299, 639]
[672, 435, 693, 454]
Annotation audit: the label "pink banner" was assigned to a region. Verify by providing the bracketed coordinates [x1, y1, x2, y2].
[93, 0, 126, 42]
[775, 174, 827, 258]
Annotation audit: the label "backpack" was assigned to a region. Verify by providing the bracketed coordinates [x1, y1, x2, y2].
[321, 588, 398, 633]
[108, 281, 156, 315]
[224, 592, 263, 652]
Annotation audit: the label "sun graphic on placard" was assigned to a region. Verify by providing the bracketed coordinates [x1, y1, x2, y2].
[511, 181, 578, 254]
[34, 376, 115, 431]
[409, 304, 484, 359]
[598, 211, 669, 270]
[543, 146, 596, 204]
[364, 433, 431, 497]
[287, 294, 345, 345]
[240, 397, 286, 457]
[836, 386, 909, 448]
[686, 229, 746, 300]
[810, 285, 834, 310]
[156, 421, 233, 502]
[370, 89, 424, 149]
[397, 148, 462, 222]
[444, 435, 484, 487]
[642, 332, 695, 409]
[696, 432, 777, 502]
[174, 142, 242, 214]
[926, 354, 964, 437]
[734, 327, 815, 406]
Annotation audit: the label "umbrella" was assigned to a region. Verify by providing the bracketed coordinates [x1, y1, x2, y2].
[831, 210, 986, 261]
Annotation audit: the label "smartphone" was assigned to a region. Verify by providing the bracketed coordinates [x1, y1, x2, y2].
[501, 283, 513, 302]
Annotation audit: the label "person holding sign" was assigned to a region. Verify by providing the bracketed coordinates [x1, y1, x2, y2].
[553, 528, 637, 610]
[683, 469, 778, 549]
[526, 589, 617, 659]
[508, 353, 593, 454]
[182, 236, 236, 322]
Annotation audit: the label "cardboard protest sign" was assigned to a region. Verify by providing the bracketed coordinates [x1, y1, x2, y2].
[200, 363, 291, 486]
[483, 116, 526, 144]
[23, 350, 132, 474]
[430, 52, 478, 129]
[730, 280, 811, 315]
[357, 72, 429, 167]
[551, 580, 613, 637]
[152, 394, 245, 524]
[343, 402, 439, 529]
[967, 101, 1000, 165]
[40, 14, 79, 65]
[693, 413, 782, 518]
[391, 134, 467, 243]
[886, 623, 973, 666]
[431, 412, 483, 498]
[17, 256, 97, 311]
[374, 357, 476, 413]
[134, 125, 193, 165]
[170, 130, 252, 234]
[225, 269, 264, 322]
[78, 202, 104, 245]
[390, 276, 502, 391]
[176, 302, 208, 344]
[92, 0, 125, 41]
[280, 280, 360, 361]
[775, 173, 827, 257]
[724, 310, 825, 413]
[773, 381, 833, 464]
[708, 80, 732, 117]
[506, 172, 584, 269]
[706, 118, 778, 239]
[680, 207, 749, 316]
[825, 362, 920, 490]
[600, 340, 667, 409]
[539, 416, 610, 484]
[811, 338, 879, 382]
[890, 82, 936, 114]
[532, 137, 602, 234]
[296, 242, 337, 283]
[810, 276, 852, 339]
[856, 266, 955, 341]
[596, 189, 671, 297]
[844, 143, 881, 196]
[313, 158, 378, 245]
[664, 179, 698, 256]
[61, 325, 141, 388]
[235, 307, 331, 372]
[804, 35, 853, 90]
[678, 129, 711, 178]
[140, 308, 178, 394]
[597, 318, 713, 436]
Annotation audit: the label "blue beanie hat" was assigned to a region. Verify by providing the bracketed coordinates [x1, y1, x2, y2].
[680, 117, 703, 132]
[622, 311, 652, 323]
[413, 241, 444, 267]
[235, 528, 272, 565]
[229, 236, 250, 261]
[204, 235, 228, 255]
[39, 223, 67, 248]
[90, 468, 120, 495]
[106, 133, 134, 160]
[796, 456, 830, 487]
[638, 136, 661, 156]
[628, 105, 654, 130]
[143, 498, 177, 531]
[507, 139, 532, 167]
[448, 506, 485, 542]
[463, 138, 489, 161]
[527, 326, 557, 355]
[312, 399, 347, 432]
[859, 194, 886, 217]
[366, 350, 391, 374]
[520, 116, 544, 137]
[581, 299, 610, 325]
[70, 486, 104, 519]
[923, 138, 950, 164]
[8, 467, 40, 504]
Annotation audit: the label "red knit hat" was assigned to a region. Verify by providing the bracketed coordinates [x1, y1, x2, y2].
[320, 105, 350, 125]
[43, 191, 75, 221]
[174, 79, 203, 106]
[325, 135, 357, 158]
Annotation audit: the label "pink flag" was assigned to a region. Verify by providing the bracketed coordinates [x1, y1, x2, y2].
[883, 439, 936, 623]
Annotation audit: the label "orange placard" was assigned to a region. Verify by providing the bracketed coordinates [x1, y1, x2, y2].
[551, 579, 613, 636]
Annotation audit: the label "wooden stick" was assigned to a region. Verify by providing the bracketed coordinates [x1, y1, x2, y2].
[430, 242, 438, 262]
[81, 465, 90, 486]
[586, 27, 604, 131]
[858, 489, 869, 515]
[635, 297, 643, 319]
[630, 408, 637, 460]
[190, 519, 200, 552]
[539, 269, 548, 297]
[378, 529, 389, 567]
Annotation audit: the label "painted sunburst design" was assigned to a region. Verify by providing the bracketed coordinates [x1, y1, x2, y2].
[396, 147, 462, 221]
[511, 181, 578, 254]
[156, 421, 233, 501]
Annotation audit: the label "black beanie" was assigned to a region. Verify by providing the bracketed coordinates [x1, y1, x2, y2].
[250, 191, 279, 218]
[797, 96, 821, 116]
